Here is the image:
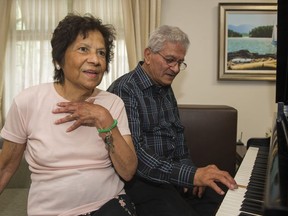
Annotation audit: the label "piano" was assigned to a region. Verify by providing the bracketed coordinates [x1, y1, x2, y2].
[216, 103, 288, 216]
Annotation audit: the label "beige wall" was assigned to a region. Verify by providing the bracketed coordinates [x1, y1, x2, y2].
[161, 0, 277, 145]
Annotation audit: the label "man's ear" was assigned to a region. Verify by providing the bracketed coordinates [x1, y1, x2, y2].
[144, 48, 152, 64]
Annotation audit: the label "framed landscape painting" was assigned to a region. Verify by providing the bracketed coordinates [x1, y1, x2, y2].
[218, 3, 277, 81]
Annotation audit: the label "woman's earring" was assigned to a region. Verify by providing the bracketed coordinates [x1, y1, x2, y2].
[55, 63, 61, 70]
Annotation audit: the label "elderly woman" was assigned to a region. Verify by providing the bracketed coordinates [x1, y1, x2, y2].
[0, 13, 137, 216]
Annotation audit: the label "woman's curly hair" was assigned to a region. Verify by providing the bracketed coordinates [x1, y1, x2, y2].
[51, 13, 116, 84]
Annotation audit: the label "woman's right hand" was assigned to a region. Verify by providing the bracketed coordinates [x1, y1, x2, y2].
[0, 140, 26, 193]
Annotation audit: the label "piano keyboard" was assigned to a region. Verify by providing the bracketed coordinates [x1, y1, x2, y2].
[216, 146, 269, 216]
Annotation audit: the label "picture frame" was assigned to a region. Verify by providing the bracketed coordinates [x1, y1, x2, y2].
[218, 3, 277, 81]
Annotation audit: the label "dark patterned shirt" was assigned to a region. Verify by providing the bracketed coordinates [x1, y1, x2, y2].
[108, 61, 197, 188]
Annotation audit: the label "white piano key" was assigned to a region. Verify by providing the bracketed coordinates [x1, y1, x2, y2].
[216, 147, 259, 216]
[216, 187, 246, 215]
[234, 147, 259, 186]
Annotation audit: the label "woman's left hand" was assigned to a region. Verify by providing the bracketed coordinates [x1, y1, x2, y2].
[52, 100, 138, 181]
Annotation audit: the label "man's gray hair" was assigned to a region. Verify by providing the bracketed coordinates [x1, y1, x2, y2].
[148, 25, 190, 53]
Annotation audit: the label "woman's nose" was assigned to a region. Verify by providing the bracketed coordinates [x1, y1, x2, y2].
[87, 53, 99, 65]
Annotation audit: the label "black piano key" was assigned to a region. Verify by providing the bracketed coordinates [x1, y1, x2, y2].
[251, 171, 266, 176]
[249, 182, 265, 188]
[240, 200, 262, 215]
[244, 192, 264, 201]
[249, 181, 265, 187]
[240, 207, 263, 215]
[246, 187, 264, 195]
[246, 188, 263, 194]
[252, 167, 267, 172]
[246, 186, 264, 192]
[242, 200, 263, 210]
[245, 193, 264, 200]
[239, 212, 258, 216]
[252, 167, 267, 173]
[251, 170, 266, 176]
[239, 145, 269, 216]
[250, 176, 266, 182]
[244, 193, 263, 201]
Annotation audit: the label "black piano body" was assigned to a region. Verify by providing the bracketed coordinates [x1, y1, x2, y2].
[263, 103, 288, 216]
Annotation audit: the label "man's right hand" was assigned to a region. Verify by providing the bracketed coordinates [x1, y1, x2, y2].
[194, 164, 238, 195]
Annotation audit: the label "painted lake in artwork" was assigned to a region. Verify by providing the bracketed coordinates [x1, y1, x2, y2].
[227, 37, 276, 55]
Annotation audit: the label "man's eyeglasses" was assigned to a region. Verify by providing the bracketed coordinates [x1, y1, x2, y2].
[156, 52, 187, 70]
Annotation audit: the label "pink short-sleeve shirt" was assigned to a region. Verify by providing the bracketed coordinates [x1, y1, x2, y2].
[1, 83, 131, 216]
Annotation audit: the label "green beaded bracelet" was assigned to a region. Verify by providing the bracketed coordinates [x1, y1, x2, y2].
[98, 119, 118, 133]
